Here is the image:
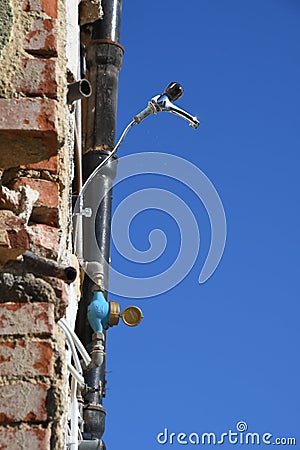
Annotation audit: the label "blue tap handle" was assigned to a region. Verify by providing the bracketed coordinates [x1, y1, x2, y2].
[87, 291, 110, 333]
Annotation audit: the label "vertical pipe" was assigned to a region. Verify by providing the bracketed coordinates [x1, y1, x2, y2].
[76, 0, 123, 442]
[83, 41, 123, 152]
[91, 0, 122, 42]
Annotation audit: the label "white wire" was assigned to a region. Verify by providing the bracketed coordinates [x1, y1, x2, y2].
[60, 318, 91, 366]
[69, 377, 79, 450]
[59, 318, 86, 450]
[79, 120, 136, 199]
[58, 320, 82, 374]
[67, 362, 85, 386]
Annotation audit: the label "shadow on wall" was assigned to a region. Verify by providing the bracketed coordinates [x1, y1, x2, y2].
[0, 0, 13, 59]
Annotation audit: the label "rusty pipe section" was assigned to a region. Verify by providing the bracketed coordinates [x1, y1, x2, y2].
[80, 0, 123, 152]
[81, 42, 123, 152]
[67, 79, 92, 104]
[22, 251, 77, 284]
[86, 43, 123, 151]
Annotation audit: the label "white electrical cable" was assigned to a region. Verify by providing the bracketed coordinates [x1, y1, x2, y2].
[58, 320, 83, 374]
[69, 377, 79, 450]
[58, 317, 88, 450]
[67, 362, 85, 386]
[79, 120, 136, 199]
[60, 318, 91, 366]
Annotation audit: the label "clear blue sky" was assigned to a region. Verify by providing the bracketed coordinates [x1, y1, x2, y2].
[104, 1, 300, 448]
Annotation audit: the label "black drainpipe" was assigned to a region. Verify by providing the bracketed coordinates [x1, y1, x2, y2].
[76, 0, 123, 442]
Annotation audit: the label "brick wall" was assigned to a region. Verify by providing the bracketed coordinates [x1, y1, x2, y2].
[0, 0, 78, 448]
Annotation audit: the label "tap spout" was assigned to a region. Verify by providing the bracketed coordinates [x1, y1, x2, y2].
[151, 94, 199, 129]
[133, 82, 199, 129]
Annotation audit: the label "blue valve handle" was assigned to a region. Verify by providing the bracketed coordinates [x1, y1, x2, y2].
[87, 291, 110, 333]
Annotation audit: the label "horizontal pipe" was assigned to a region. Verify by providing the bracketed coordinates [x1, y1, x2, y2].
[68, 79, 92, 104]
[22, 251, 77, 284]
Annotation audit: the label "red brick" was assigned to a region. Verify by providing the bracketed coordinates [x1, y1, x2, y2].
[15, 58, 57, 97]
[0, 340, 53, 377]
[0, 186, 20, 212]
[24, 18, 57, 56]
[22, 0, 58, 18]
[46, 277, 69, 320]
[0, 426, 51, 450]
[11, 178, 59, 226]
[0, 134, 58, 169]
[0, 99, 57, 133]
[0, 303, 55, 336]
[0, 383, 49, 422]
[0, 99, 58, 168]
[0, 211, 29, 264]
[0, 155, 58, 174]
[12, 178, 58, 209]
[27, 223, 60, 260]
[21, 155, 58, 173]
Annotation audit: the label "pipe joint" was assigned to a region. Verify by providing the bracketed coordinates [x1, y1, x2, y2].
[79, 439, 106, 450]
[94, 44, 123, 69]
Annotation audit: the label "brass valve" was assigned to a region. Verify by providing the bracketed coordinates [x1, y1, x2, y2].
[109, 301, 143, 328]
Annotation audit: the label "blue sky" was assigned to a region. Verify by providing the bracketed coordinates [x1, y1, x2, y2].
[103, 1, 300, 448]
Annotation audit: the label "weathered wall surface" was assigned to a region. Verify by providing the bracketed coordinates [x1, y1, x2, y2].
[0, 0, 79, 448]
